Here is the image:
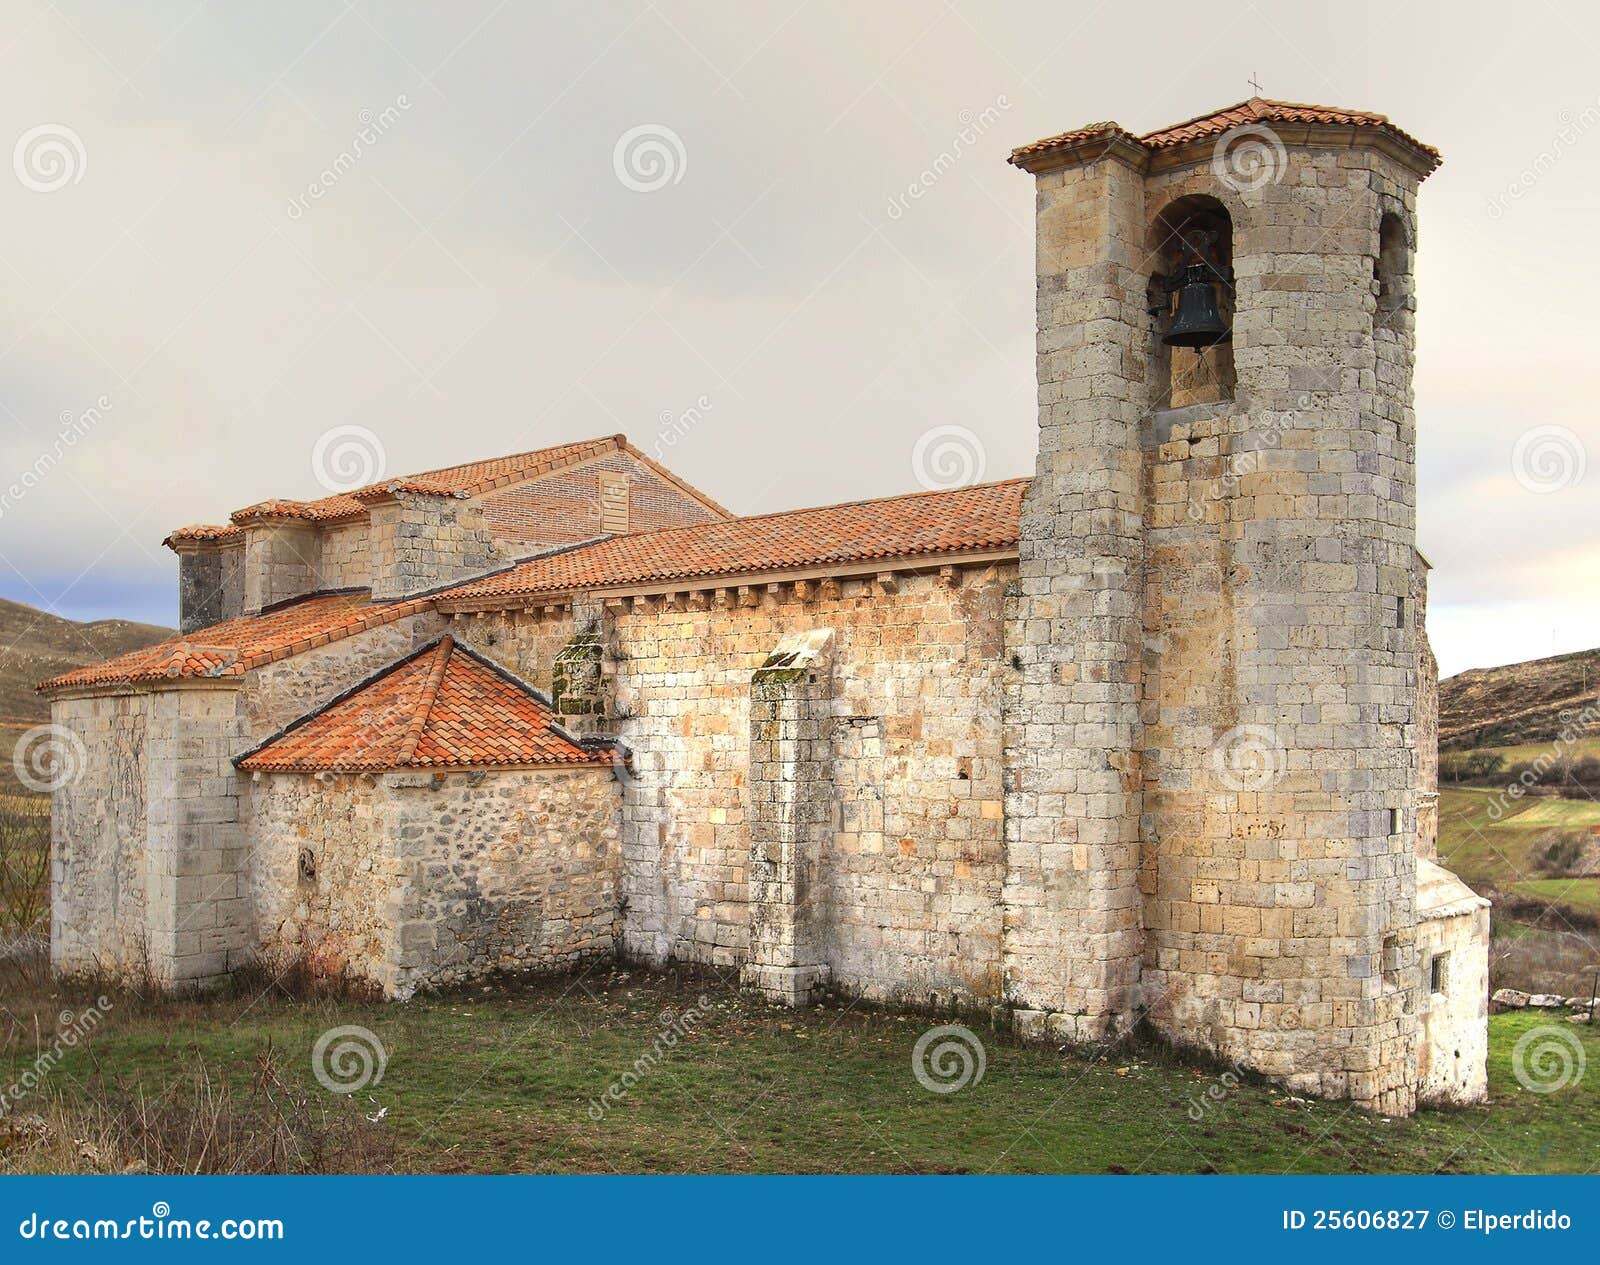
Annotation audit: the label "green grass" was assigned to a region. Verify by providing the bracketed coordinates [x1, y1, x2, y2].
[1511, 879, 1600, 919]
[3, 968, 1597, 1174]
[1438, 787, 1596, 896]
[1467, 737, 1600, 764]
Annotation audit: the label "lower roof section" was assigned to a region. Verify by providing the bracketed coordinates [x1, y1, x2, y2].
[236, 635, 611, 773]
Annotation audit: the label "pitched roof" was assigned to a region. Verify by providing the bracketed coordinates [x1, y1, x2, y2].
[439, 478, 1027, 602]
[47, 479, 1026, 696]
[37, 592, 431, 693]
[236, 636, 607, 772]
[1010, 97, 1440, 175]
[224, 433, 730, 527]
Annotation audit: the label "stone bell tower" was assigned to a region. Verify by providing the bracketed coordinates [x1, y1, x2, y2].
[1003, 99, 1440, 1114]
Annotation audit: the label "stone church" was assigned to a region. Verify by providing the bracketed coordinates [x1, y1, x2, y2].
[42, 99, 1487, 1116]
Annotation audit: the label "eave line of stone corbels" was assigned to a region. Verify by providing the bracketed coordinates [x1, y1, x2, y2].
[439, 560, 971, 620]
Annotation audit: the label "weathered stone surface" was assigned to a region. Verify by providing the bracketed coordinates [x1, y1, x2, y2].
[1491, 989, 1531, 1011]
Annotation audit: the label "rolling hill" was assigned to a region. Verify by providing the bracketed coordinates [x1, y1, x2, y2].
[1440, 645, 1600, 751]
[0, 597, 172, 724]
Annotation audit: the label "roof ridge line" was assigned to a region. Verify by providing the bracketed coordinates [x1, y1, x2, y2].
[395, 636, 455, 766]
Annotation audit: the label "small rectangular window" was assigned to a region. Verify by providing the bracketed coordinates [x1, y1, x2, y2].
[597, 473, 629, 534]
[1395, 597, 1405, 628]
[1389, 807, 1401, 835]
[1430, 952, 1450, 995]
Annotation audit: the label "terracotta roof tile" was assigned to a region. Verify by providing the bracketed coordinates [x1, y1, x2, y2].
[38, 592, 430, 693]
[222, 433, 732, 526]
[53, 479, 1028, 695]
[237, 636, 606, 772]
[441, 479, 1027, 601]
[163, 523, 245, 546]
[1011, 97, 1439, 174]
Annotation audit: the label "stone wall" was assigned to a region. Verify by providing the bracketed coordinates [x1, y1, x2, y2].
[247, 771, 390, 980]
[317, 521, 371, 592]
[452, 566, 1011, 1007]
[1417, 903, 1490, 1104]
[52, 684, 251, 987]
[1007, 131, 1432, 1113]
[248, 767, 620, 997]
[444, 608, 575, 696]
[175, 541, 245, 632]
[368, 492, 503, 601]
[243, 610, 445, 737]
[1002, 153, 1148, 1040]
[50, 692, 154, 974]
[243, 524, 320, 614]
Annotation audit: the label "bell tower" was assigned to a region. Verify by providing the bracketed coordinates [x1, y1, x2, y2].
[1003, 100, 1440, 1114]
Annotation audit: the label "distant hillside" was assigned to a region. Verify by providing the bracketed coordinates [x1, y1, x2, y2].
[1440, 645, 1600, 751]
[0, 597, 173, 724]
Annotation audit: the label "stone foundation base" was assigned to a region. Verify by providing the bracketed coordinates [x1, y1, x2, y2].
[740, 962, 830, 1006]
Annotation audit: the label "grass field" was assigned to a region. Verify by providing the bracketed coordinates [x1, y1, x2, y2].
[1, 966, 1596, 1175]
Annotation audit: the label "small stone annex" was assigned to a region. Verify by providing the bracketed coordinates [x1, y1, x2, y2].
[41, 98, 1487, 1116]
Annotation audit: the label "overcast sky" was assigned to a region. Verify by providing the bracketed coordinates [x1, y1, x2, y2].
[0, 1, 1595, 679]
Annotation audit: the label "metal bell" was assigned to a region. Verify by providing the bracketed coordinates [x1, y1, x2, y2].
[1163, 264, 1230, 348]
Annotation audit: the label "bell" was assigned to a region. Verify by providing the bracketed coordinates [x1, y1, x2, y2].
[1163, 264, 1230, 348]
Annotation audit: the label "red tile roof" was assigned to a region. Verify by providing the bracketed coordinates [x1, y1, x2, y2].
[38, 593, 431, 693]
[1010, 97, 1440, 174]
[439, 478, 1027, 602]
[237, 636, 607, 771]
[48, 479, 1027, 696]
[225, 433, 729, 526]
[163, 523, 244, 546]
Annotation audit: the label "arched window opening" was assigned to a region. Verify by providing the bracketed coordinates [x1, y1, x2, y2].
[1375, 212, 1410, 331]
[1148, 195, 1235, 409]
